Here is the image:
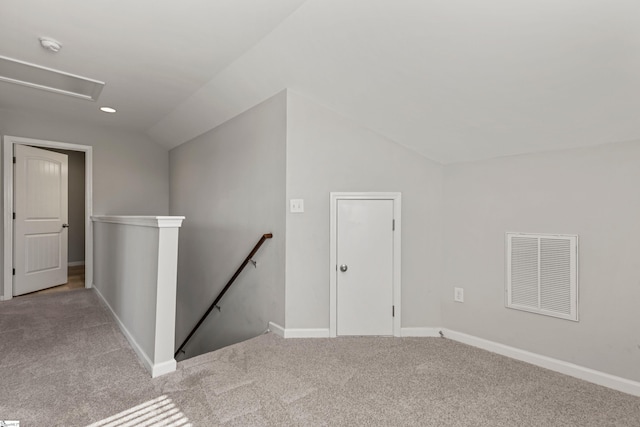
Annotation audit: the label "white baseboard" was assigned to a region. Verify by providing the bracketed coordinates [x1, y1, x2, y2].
[274, 326, 439, 339]
[68, 261, 86, 267]
[93, 286, 176, 378]
[284, 328, 330, 338]
[267, 322, 330, 338]
[268, 321, 285, 338]
[442, 328, 640, 397]
[401, 327, 442, 337]
[152, 359, 177, 378]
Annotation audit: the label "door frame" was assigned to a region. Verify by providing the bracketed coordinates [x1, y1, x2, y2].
[2, 135, 93, 301]
[329, 192, 401, 338]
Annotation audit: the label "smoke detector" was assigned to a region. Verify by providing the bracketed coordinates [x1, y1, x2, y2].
[39, 37, 62, 53]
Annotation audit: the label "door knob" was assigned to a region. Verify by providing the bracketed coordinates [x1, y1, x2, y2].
[340, 264, 348, 272]
[62, 224, 70, 228]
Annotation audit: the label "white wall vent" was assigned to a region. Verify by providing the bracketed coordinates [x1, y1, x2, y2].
[506, 232, 578, 321]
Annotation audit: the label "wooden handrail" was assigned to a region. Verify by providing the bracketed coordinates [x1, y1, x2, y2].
[175, 233, 273, 358]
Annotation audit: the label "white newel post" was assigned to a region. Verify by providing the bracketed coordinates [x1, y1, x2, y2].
[92, 215, 185, 377]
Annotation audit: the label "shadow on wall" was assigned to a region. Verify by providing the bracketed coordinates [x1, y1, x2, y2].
[169, 91, 287, 362]
[175, 233, 277, 361]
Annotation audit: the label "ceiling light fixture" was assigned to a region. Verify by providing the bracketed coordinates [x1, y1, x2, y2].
[100, 106, 116, 113]
[39, 37, 62, 53]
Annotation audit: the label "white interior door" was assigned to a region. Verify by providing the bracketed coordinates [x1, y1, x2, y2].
[337, 199, 394, 336]
[13, 145, 68, 296]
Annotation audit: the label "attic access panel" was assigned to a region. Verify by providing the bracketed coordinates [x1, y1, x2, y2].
[0, 55, 104, 101]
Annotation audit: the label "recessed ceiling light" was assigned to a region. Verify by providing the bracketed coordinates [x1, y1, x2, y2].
[100, 107, 116, 113]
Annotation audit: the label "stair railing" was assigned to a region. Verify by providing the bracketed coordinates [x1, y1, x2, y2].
[174, 233, 273, 358]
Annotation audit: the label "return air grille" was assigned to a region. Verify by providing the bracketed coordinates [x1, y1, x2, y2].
[506, 232, 578, 321]
[0, 55, 104, 101]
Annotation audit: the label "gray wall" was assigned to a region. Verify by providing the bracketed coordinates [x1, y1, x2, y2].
[93, 221, 160, 361]
[66, 150, 86, 263]
[93, 218, 181, 375]
[47, 148, 85, 264]
[0, 108, 170, 298]
[442, 140, 640, 382]
[169, 92, 286, 357]
[285, 92, 444, 330]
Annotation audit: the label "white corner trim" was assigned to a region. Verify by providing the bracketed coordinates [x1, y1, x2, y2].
[401, 327, 442, 337]
[442, 329, 640, 397]
[284, 328, 331, 338]
[93, 286, 176, 378]
[268, 321, 285, 338]
[152, 359, 177, 378]
[92, 215, 185, 228]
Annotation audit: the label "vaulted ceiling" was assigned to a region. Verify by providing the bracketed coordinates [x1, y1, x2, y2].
[2, 0, 639, 163]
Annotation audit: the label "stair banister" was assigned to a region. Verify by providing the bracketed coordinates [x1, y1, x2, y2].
[175, 233, 273, 357]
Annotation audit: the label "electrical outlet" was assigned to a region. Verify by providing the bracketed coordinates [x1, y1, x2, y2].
[454, 287, 464, 303]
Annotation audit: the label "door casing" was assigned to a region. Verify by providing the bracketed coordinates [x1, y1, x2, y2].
[2, 135, 93, 301]
[329, 192, 401, 338]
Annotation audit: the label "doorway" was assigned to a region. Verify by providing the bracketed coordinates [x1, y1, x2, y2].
[329, 192, 401, 337]
[2, 135, 93, 301]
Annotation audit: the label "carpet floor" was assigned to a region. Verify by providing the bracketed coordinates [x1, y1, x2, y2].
[25, 265, 86, 297]
[1, 289, 639, 426]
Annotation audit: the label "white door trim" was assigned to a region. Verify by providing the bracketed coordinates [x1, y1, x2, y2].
[3, 135, 93, 301]
[329, 192, 401, 338]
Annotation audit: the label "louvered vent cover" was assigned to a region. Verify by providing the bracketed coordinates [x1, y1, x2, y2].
[506, 233, 578, 321]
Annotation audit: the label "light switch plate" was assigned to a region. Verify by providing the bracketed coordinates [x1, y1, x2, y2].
[290, 199, 304, 213]
[454, 287, 464, 303]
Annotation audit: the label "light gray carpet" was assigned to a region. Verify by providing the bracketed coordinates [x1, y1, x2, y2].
[1, 289, 639, 426]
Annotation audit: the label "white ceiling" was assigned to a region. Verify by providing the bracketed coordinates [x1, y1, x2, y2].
[0, 0, 306, 130]
[3, 0, 640, 163]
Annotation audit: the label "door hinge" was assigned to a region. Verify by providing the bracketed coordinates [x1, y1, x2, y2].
[13, 156, 16, 164]
[392, 219, 395, 231]
[12, 212, 15, 220]
[12, 268, 15, 276]
[392, 305, 395, 317]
